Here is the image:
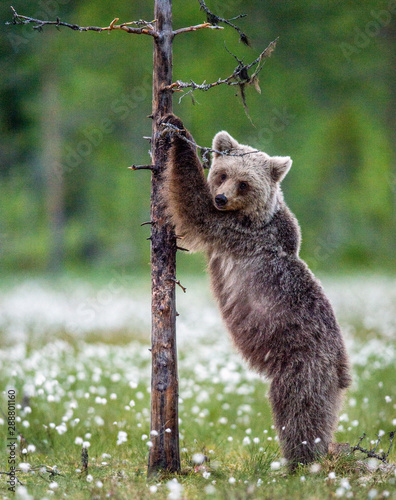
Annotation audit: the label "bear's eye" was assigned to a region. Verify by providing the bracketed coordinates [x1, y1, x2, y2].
[220, 173, 227, 182]
[239, 181, 248, 191]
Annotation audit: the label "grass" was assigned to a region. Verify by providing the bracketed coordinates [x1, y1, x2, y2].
[0, 274, 395, 499]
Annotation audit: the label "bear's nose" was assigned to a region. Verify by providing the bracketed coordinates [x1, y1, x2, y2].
[215, 194, 228, 207]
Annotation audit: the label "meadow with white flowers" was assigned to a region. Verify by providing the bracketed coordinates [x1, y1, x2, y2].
[1, 274, 395, 499]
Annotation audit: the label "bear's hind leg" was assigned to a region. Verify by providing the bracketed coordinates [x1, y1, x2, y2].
[269, 365, 341, 470]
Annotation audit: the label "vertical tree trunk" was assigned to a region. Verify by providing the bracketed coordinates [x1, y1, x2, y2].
[148, 0, 180, 476]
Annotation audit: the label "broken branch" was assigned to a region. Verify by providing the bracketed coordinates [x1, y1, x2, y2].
[198, 0, 249, 45]
[161, 122, 259, 169]
[173, 22, 223, 36]
[6, 7, 158, 36]
[164, 38, 278, 115]
[351, 431, 396, 464]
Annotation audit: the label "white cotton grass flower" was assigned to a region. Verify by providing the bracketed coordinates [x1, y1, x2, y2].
[16, 486, 33, 500]
[385, 396, 392, 403]
[242, 436, 251, 445]
[192, 453, 205, 465]
[146, 441, 153, 448]
[368, 489, 378, 499]
[49, 482, 58, 489]
[309, 463, 321, 473]
[18, 463, 31, 472]
[150, 430, 158, 437]
[204, 484, 216, 494]
[270, 461, 281, 471]
[228, 477, 236, 484]
[117, 430, 127, 445]
[314, 437, 321, 444]
[96, 481, 103, 488]
[86, 474, 93, 483]
[328, 472, 336, 479]
[82, 441, 90, 448]
[167, 478, 183, 500]
[149, 485, 158, 493]
[75, 437, 83, 445]
[202, 471, 211, 479]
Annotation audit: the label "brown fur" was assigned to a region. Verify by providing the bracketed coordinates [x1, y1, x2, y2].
[161, 114, 351, 469]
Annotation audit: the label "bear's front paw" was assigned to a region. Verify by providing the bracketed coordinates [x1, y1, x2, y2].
[161, 114, 186, 134]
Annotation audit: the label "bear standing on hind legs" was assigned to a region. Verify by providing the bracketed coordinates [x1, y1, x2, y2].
[161, 114, 351, 470]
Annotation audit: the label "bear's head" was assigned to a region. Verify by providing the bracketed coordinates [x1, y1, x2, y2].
[208, 131, 292, 221]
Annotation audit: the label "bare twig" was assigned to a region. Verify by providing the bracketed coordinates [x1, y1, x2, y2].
[164, 38, 278, 115]
[6, 7, 158, 36]
[351, 431, 396, 464]
[198, 0, 249, 45]
[161, 122, 259, 169]
[128, 165, 154, 171]
[170, 278, 187, 293]
[173, 22, 223, 36]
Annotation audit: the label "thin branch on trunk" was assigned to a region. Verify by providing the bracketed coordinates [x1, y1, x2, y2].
[6, 6, 158, 36]
[173, 22, 223, 36]
[198, 0, 249, 45]
[164, 38, 278, 114]
[161, 122, 260, 169]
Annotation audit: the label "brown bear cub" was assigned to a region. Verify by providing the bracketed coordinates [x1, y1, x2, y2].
[161, 114, 351, 470]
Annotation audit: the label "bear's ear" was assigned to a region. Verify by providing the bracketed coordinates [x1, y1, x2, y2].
[212, 131, 239, 157]
[270, 156, 292, 182]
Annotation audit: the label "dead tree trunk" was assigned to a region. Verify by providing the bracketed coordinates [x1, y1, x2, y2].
[148, 0, 180, 475]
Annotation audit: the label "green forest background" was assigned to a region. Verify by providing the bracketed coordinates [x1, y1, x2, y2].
[1, 0, 395, 277]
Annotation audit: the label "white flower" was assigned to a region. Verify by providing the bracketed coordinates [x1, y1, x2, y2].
[309, 463, 321, 473]
[129, 400, 136, 407]
[204, 484, 216, 494]
[328, 472, 336, 479]
[86, 474, 93, 483]
[94, 416, 104, 426]
[385, 396, 392, 403]
[253, 437, 260, 444]
[96, 481, 103, 488]
[146, 441, 153, 448]
[368, 489, 378, 499]
[22, 421, 30, 428]
[228, 477, 236, 484]
[75, 437, 83, 445]
[165, 428, 172, 433]
[16, 486, 33, 499]
[83, 441, 90, 448]
[340, 478, 351, 490]
[378, 430, 385, 437]
[150, 430, 158, 436]
[300, 476, 306, 482]
[167, 478, 183, 499]
[335, 487, 345, 497]
[203, 471, 211, 479]
[18, 463, 31, 472]
[314, 437, 321, 444]
[227, 436, 233, 442]
[149, 485, 158, 493]
[117, 430, 127, 445]
[49, 482, 58, 489]
[192, 453, 205, 464]
[270, 461, 281, 470]
[242, 436, 251, 445]
[110, 393, 117, 400]
[56, 423, 67, 435]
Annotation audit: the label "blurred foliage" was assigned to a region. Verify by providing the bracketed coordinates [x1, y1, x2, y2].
[0, 0, 395, 275]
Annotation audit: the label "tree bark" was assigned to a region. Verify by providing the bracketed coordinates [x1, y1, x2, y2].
[148, 0, 180, 476]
